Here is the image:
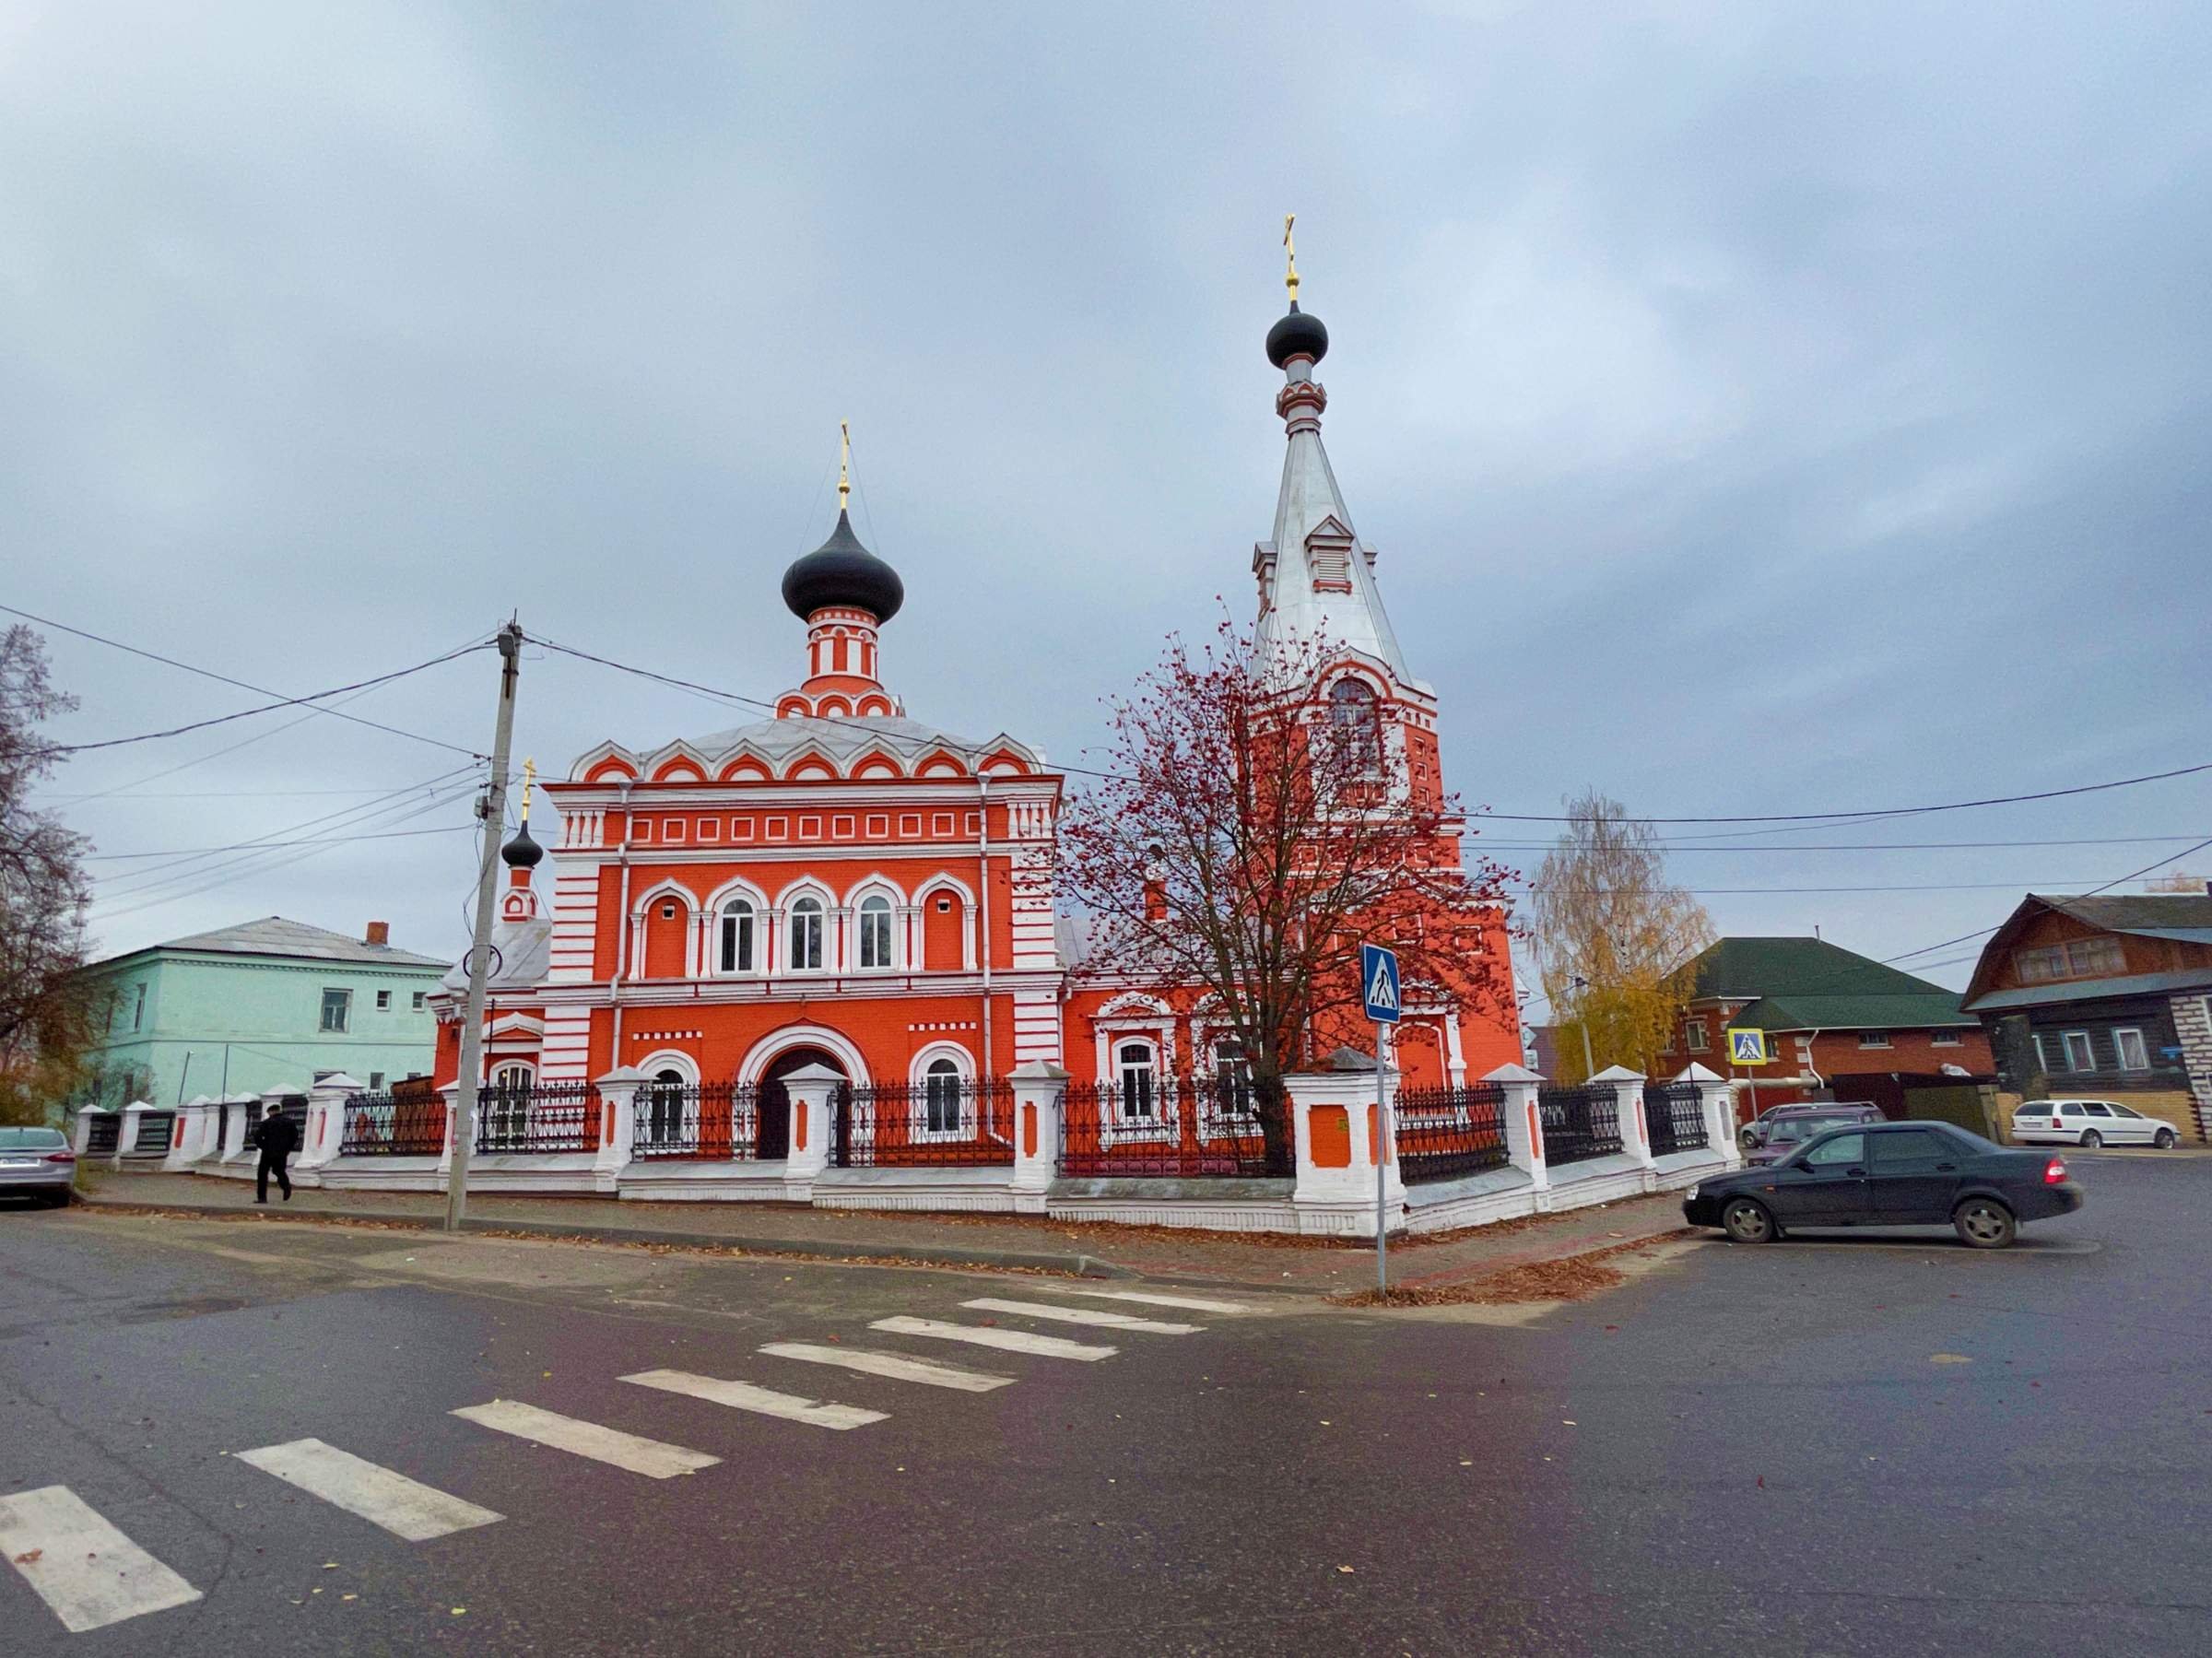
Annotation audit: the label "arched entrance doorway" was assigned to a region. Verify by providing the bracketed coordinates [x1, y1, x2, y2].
[758, 1044, 846, 1162]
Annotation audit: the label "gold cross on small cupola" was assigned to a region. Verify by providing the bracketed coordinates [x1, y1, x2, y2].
[1283, 212, 1299, 304]
[837, 419, 851, 518]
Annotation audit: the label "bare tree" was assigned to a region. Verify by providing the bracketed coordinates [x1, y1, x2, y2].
[0, 626, 99, 1123]
[1527, 789, 1713, 1083]
[1060, 622, 1516, 1170]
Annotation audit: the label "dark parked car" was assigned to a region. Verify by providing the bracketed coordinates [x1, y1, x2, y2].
[0, 1127, 76, 1207]
[1684, 1120, 2083, 1249]
[1744, 1102, 1887, 1166]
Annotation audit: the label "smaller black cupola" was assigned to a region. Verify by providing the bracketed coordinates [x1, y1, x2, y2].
[1265, 300, 1328, 370]
[500, 821, 544, 870]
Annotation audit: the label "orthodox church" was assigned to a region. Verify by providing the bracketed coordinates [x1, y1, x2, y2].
[431, 271, 1521, 1135]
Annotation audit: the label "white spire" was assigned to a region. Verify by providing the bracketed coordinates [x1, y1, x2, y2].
[1252, 312, 1413, 682]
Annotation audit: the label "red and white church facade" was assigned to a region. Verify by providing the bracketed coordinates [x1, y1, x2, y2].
[390, 286, 1737, 1231]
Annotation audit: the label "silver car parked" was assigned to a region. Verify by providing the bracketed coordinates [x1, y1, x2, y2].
[0, 1127, 77, 1205]
[2009, 1099, 2179, 1150]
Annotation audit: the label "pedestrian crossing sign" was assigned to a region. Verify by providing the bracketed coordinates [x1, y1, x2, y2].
[1726, 1028, 1771, 1065]
[1360, 943, 1402, 1024]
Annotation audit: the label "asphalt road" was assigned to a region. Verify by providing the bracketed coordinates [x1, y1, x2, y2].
[1, 1151, 2206, 1655]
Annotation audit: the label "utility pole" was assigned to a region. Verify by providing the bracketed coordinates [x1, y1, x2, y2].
[445, 619, 523, 1233]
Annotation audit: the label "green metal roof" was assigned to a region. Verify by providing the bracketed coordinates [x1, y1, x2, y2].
[1684, 936, 1976, 1031]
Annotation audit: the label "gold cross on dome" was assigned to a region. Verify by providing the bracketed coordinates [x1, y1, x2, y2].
[520, 757, 535, 822]
[1283, 213, 1299, 303]
[838, 420, 851, 517]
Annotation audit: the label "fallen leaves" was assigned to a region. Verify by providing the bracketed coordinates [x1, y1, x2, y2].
[14, 1548, 41, 1565]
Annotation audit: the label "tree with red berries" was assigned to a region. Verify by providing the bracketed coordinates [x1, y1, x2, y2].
[1059, 622, 1515, 1170]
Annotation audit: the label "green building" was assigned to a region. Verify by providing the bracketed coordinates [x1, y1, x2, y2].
[78, 917, 447, 1109]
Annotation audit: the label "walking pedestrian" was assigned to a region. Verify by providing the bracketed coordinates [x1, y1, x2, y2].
[255, 1101, 299, 1204]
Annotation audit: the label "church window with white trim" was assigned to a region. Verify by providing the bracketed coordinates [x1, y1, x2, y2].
[719, 899, 755, 973]
[858, 894, 893, 969]
[788, 896, 825, 970]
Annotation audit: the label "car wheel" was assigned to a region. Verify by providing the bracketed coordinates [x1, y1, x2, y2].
[1954, 1197, 2017, 1250]
[2078, 1130, 2102, 1149]
[2154, 1128, 2178, 1150]
[1721, 1197, 1777, 1244]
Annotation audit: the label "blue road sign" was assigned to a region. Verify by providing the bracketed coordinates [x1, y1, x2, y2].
[1360, 943, 1402, 1024]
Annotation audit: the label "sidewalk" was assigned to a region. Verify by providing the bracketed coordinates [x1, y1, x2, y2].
[76, 1170, 1692, 1293]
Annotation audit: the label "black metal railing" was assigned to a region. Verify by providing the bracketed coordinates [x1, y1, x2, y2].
[475, 1079, 601, 1154]
[1058, 1075, 1288, 1179]
[245, 1097, 307, 1152]
[1395, 1082, 1510, 1183]
[128, 1110, 175, 1155]
[1643, 1081, 1709, 1157]
[341, 1077, 447, 1157]
[1537, 1084, 1624, 1167]
[82, 1113, 119, 1155]
[632, 1080, 784, 1161]
[830, 1078, 1015, 1169]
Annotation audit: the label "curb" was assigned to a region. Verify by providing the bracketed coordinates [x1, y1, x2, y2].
[75, 1194, 1134, 1281]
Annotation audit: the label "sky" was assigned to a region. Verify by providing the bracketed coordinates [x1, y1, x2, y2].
[6, 1, 2209, 998]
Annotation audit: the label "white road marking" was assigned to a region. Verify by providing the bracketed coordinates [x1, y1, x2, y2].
[871, 1315, 1117, 1360]
[449, 1400, 720, 1477]
[620, 1369, 887, 1430]
[234, 1439, 502, 1541]
[959, 1297, 1201, 1335]
[0, 1486, 202, 1633]
[1043, 1288, 1260, 1316]
[759, 1343, 1013, 1393]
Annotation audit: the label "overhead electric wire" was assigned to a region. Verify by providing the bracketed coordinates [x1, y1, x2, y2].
[85, 825, 476, 862]
[47, 639, 494, 755]
[1880, 833, 2212, 965]
[2, 603, 491, 758]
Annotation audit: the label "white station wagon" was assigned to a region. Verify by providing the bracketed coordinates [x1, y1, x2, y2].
[2010, 1099, 2180, 1150]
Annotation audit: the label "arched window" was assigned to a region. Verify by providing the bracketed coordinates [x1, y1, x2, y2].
[645, 1066, 688, 1147]
[486, 1063, 533, 1148]
[490, 1062, 535, 1090]
[1116, 1040, 1159, 1122]
[858, 894, 893, 970]
[719, 899, 755, 973]
[923, 1056, 963, 1136]
[1327, 678, 1382, 773]
[788, 896, 824, 971]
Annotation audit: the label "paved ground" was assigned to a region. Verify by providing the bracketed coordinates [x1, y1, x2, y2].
[76, 1168, 1695, 1289]
[4, 1149, 2206, 1654]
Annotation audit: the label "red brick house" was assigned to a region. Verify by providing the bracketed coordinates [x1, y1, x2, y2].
[1664, 936, 1992, 1117]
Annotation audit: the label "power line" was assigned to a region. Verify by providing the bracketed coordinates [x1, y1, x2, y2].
[46, 639, 493, 755]
[1881, 833, 2212, 965]
[3, 604, 490, 758]
[85, 825, 475, 862]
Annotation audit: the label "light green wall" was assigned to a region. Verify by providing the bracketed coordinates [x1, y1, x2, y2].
[80, 949, 444, 1108]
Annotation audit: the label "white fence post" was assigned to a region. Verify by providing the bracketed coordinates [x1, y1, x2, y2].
[779, 1064, 841, 1201]
[438, 1082, 459, 1176]
[1594, 1065, 1654, 1178]
[1008, 1061, 1067, 1215]
[1485, 1063, 1550, 1200]
[1675, 1064, 1741, 1167]
[1287, 1051, 1404, 1237]
[593, 1067, 643, 1193]
[113, 1099, 154, 1169]
[297, 1073, 363, 1181]
[162, 1097, 210, 1170]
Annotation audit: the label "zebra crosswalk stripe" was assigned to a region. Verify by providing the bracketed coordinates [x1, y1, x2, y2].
[235, 1439, 503, 1541]
[1042, 1288, 1260, 1316]
[870, 1314, 1117, 1360]
[620, 1370, 887, 1429]
[759, 1343, 1015, 1393]
[959, 1297, 1201, 1335]
[0, 1486, 202, 1633]
[450, 1400, 720, 1477]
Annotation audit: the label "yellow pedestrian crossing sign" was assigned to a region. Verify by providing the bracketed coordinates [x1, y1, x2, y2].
[1725, 1028, 1771, 1065]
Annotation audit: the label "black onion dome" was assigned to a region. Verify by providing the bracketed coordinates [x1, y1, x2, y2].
[500, 820, 544, 869]
[781, 509, 905, 624]
[1265, 300, 1328, 369]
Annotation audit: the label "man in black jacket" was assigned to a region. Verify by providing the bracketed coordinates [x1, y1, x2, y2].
[255, 1103, 300, 1204]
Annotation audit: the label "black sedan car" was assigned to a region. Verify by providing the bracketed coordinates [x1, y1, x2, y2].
[1683, 1120, 2084, 1249]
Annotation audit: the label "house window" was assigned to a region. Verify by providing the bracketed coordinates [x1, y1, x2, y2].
[1858, 1031, 1892, 1050]
[320, 989, 351, 1033]
[858, 895, 893, 969]
[491, 1062, 534, 1089]
[2014, 937, 2126, 984]
[1685, 1021, 1709, 1052]
[719, 900, 756, 973]
[923, 1057, 963, 1135]
[2113, 1028, 2149, 1071]
[130, 982, 147, 1030]
[1931, 1030, 1963, 1047]
[411, 991, 426, 1010]
[1214, 1039, 1255, 1116]
[2061, 1030, 2095, 1072]
[1116, 1041, 1159, 1121]
[1327, 678, 1382, 773]
[375, 990, 392, 1010]
[369, 1072, 385, 1089]
[2031, 1033, 2052, 1074]
[788, 897, 824, 970]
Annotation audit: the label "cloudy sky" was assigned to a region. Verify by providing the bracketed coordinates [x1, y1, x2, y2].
[7, 1, 2209, 997]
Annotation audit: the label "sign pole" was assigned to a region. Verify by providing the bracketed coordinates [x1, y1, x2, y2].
[1375, 1017, 1392, 1295]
